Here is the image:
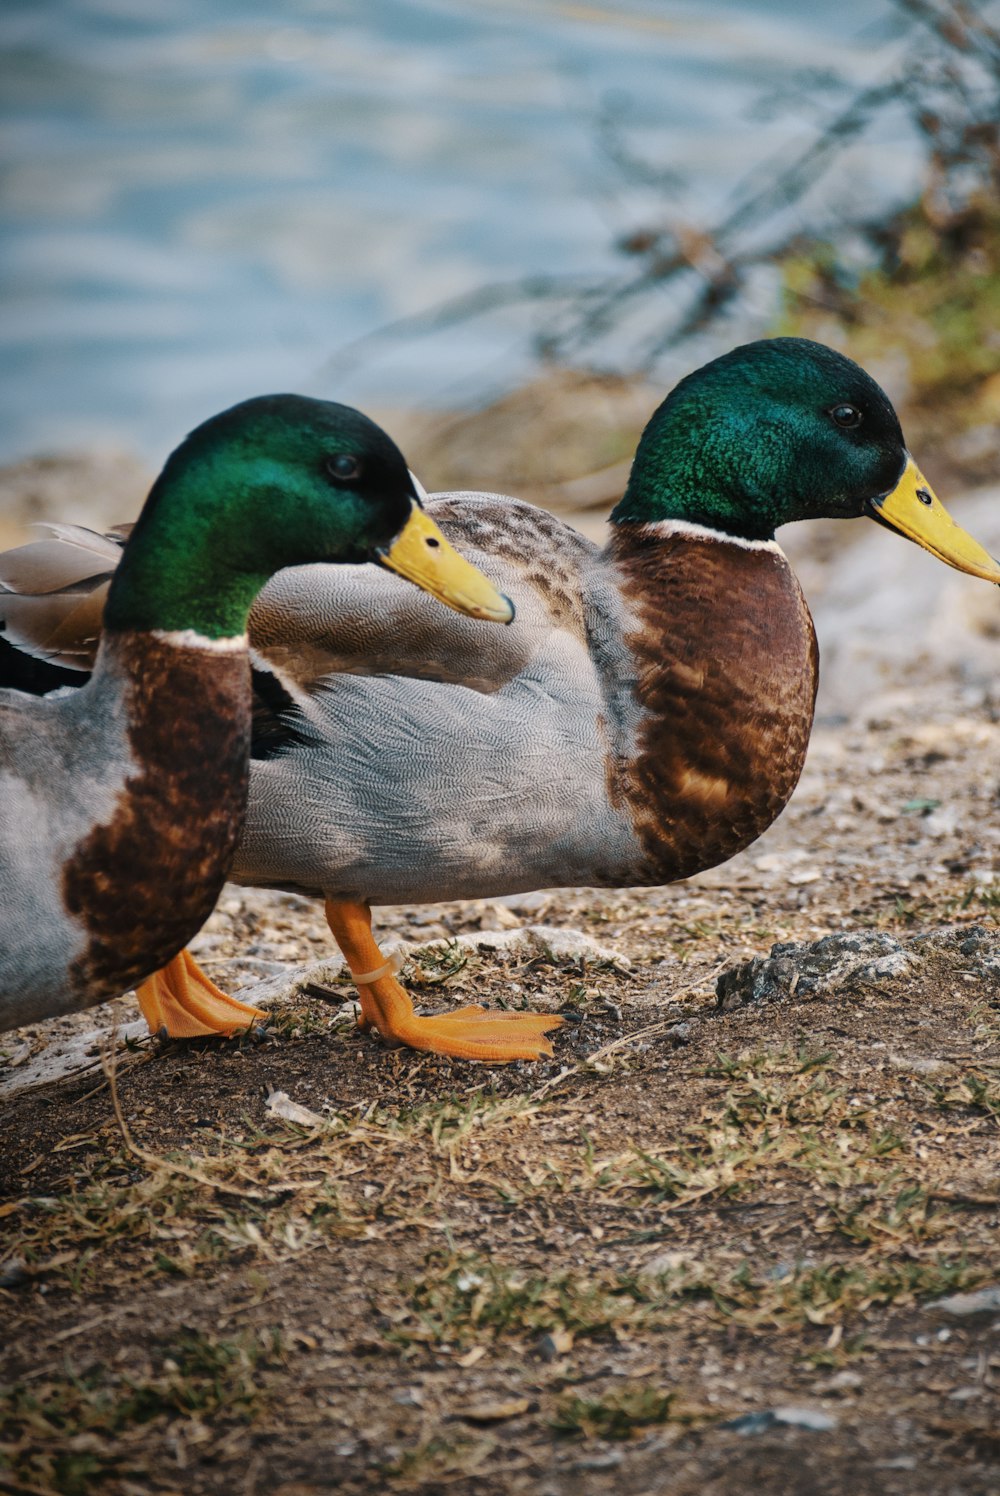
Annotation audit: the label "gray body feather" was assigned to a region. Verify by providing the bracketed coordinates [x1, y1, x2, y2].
[236, 493, 648, 904]
[0, 659, 132, 1026]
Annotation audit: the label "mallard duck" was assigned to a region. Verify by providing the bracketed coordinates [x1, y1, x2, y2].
[0, 393, 515, 1036]
[5, 340, 999, 1062]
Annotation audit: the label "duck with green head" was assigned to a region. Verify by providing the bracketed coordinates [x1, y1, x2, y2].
[0, 393, 514, 1034]
[5, 340, 998, 1059]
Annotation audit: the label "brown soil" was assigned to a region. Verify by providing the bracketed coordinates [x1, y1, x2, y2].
[2, 667, 999, 1496]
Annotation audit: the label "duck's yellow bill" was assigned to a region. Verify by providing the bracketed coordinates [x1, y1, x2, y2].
[867, 456, 1000, 584]
[379, 503, 515, 622]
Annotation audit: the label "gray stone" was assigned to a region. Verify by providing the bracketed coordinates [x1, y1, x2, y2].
[927, 1285, 1000, 1320]
[717, 922, 1000, 1010]
[721, 1406, 838, 1435]
[716, 931, 910, 1009]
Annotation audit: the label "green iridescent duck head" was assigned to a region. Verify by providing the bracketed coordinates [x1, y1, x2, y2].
[614, 338, 1000, 581]
[105, 394, 515, 638]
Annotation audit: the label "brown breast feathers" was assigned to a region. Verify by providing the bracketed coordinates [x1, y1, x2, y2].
[63, 633, 251, 1002]
[607, 525, 818, 885]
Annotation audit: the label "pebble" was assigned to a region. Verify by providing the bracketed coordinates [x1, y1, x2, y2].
[458, 1397, 531, 1423]
[716, 930, 913, 1008]
[886, 1054, 954, 1078]
[928, 1285, 1000, 1320]
[569, 1453, 623, 1471]
[817, 1370, 863, 1394]
[638, 1250, 690, 1281]
[265, 1090, 330, 1128]
[722, 1406, 838, 1435]
[716, 924, 1000, 1009]
[392, 1387, 424, 1407]
[537, 1328, 574, 1361]
[0, 1259, 28, 1289]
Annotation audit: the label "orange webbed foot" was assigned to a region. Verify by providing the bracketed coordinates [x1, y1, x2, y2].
[360, 1001, 563, 1062]
[325, 898, 562, 1063]
[136, 949, 265, 1039]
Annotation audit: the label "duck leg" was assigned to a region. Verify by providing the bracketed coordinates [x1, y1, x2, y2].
[325, 898, 562, 1062]
[135, 950, 266, 1039]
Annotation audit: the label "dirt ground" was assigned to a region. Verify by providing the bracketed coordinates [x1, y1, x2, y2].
[2, 475, 1000, 1495]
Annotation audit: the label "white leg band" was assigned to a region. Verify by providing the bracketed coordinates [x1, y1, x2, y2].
[349, 950, 404, 985]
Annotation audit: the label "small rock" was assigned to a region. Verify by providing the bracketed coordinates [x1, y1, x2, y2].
[457, 1396, 531, 1423]
[923, 806, 960, 839]
[886, 1054, 954, 1078]
[716, 930, 913, 1009]
[778, 1407, 839, 1432]
[722, 1406, 838, 1435]
[537, 1328, 574, 1361]
[392, 1387, 424, 1407]
[818, 1370, 863, 1394]
[638, 1250, 690, 1281]
[265, 1090, 329, 1128]
[0, 1259, 28, 1288]
[927, 1285, 1000, 1320]
[754, 850, 813, 874]
[570, 1453, 623, 1471]
[476, 904, 524, 931]
[919, 925, 1000, 979]
[403, 923, 629, 973]
[492, 890, 551, 914]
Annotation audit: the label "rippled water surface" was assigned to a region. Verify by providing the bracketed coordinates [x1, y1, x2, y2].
[1, 0, 915, 462]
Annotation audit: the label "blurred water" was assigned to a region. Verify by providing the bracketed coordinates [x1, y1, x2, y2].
[0, 0, 917, 464]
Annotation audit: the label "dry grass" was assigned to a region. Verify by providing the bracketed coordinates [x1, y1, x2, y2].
[2, 686, 1000, 1495]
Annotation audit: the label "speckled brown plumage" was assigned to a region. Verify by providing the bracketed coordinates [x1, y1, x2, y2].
[62, 632, 251, 1000]
[430, 496, 591, 639]
[606, 524, 818, 884]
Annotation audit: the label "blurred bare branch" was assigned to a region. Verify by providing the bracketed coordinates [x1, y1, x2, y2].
[322, 0, 1000, 389]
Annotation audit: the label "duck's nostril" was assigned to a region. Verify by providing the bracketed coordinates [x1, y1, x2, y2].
[916, 488, 933, 507]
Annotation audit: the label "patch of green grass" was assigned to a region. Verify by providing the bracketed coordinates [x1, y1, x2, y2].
[4, 1084, 543, 1299]
[386, 1240, 986, 1352]
[757, 1256, 979, 1329]
[803, 1333, 871, 1370]
[0, 1329, 279, 1495]
[505, 1047, 949, 1232]
[260, 998, 349, 1038]
[407, 941, 470, 987]
[944, 884, 1000, 921]
[817, 1184, 948, 1249]
[379, 1090, 539, 1152]
[929, 1070, 1000, 1121]
[552, 1382, 694, 1440]
[389, 1252, 655, 1351]
[4, 1139, 371, 1294]
[702, 1047, 835, 1082]
[383, 1434, 496, 1485]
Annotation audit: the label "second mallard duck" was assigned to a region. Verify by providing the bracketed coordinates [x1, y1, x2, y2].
[6, 339, 999, 1060]
[0, 395, 514, 1038]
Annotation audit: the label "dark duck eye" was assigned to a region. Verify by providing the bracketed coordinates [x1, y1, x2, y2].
[326, 453, 363, 483]
[829, 403, 863, 429]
